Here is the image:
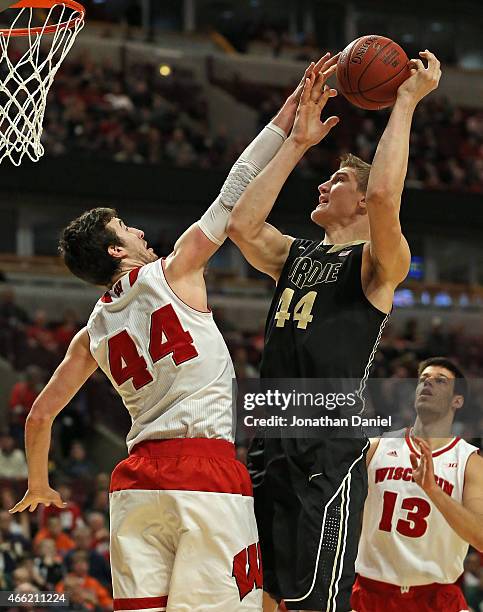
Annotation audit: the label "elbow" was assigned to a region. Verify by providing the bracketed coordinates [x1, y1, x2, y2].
[366, 188, 389, 204]
[27, 402, 55, 427]
[366, 188, 399, 208]
[226, 216, 240, 239]
[227, 216, 251, 242]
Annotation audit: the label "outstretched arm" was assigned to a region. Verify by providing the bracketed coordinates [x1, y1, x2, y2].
[227, 55, 340, 281]
[166, 58, 333, 280]
[366, 51, 441, 286]
[410, 438, 483, 551]
[10, 328, 97, 513]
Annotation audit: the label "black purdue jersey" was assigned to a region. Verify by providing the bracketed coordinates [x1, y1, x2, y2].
[261, 238, 389, 381]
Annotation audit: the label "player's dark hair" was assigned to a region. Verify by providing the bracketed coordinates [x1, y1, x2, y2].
[59, 207, 123, 287]
[339, 153, 371, 193]
[418, 357, 468, 399]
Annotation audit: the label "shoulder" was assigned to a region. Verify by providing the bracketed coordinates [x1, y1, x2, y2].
[366, 438, 381, 466]
[285, 237, 318, 260]
[464, 450, 483, 477]
[364, 235, 411, 286]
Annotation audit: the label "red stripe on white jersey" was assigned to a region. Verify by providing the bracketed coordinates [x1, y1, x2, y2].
[113, 595, 167, 610]
[129, 266, 141, 287]
[405, 428, 461, 458]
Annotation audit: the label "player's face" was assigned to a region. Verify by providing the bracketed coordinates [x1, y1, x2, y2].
[414, 365, 459, 418]
[312, 168, 365, 227]
[107, 218, 158, 265]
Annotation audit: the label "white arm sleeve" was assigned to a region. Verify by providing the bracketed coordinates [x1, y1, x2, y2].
[198, 122, 286, 245]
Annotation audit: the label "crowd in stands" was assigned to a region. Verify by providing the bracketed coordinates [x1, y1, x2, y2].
[21, 50, 480, 193]
[1, 285, 483, 609]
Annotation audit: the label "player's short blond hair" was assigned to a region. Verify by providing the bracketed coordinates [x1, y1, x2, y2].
[339, 153, 371, 194]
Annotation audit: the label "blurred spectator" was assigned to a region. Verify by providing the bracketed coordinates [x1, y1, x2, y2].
[165, 127, 196, 167]
[86, 491, 110, 525]
[464, 550, 483, 610]
[33, 517, 76, 557]
[33, 539, 66, 590]
[86, 512, 110, 563]
[53, 310, 80, 352]
[41, 482, 84, 534]
[65, 525, 111, 587]
[232, 346, 258, 379]
[62, 441, 96, 481]
[0, 510, 30, 562]
[0, 288, 29, 327]
[56, 550, 113, 611]
[0, 529, 15, 588]
[26, 310, 56, 349]
[8, 365, 44, 444]
[11, 566, 34, 590]
[0, 433, 28, 480]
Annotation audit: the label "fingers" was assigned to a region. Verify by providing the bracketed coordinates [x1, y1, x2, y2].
[419, 49, 441, 70]
[313, 63, 337, 91]
[412, 50, 441, 85]
[317, 51, 341, 73]
[300, 75, 314, 106]
[323, 115, 339, 129]
[54, 499, 67, 509]
[302, 61, 315, 82]
[408, 58, 425, 72]
[414, 436, 431, 454]
[314, 84, 338, 108]
[409, 452, 418, 470]
[313, 53, 331, 73]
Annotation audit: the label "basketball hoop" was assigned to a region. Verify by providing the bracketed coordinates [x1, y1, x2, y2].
[0, 1, 85, 165]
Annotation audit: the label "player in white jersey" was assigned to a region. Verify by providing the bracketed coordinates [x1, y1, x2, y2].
[351, 357, 483, 612]
[8, 59, 333, 611]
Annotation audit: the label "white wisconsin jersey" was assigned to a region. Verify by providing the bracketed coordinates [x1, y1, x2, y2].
[356, 429, 478, 586]
[87, 259, 235, 451]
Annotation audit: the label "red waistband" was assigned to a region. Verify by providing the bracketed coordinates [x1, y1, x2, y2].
[357, 575, 455, 596]
[130, 438, 235, 459]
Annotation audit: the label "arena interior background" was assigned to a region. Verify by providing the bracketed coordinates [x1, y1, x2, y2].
[0, 0, 482, 609]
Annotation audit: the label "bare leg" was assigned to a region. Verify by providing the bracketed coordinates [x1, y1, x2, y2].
[263, 591, 279, 612]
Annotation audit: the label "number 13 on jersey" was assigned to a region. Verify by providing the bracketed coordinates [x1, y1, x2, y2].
[108, 304, 199, 390]
[274, 288, 317, 330]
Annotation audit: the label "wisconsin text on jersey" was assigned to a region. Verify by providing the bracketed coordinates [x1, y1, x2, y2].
[374, 465, 455, 495]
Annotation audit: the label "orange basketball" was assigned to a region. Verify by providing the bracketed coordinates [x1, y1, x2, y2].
[336, 35, 411, 110]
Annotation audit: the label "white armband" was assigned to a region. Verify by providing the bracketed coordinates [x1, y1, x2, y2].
[198, 122, 287, 245]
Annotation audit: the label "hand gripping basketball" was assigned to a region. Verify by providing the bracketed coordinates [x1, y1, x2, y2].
[291, 66, 340, 149]
[397, 50, 442, 106]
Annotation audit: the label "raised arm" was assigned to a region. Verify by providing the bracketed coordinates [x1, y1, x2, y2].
[366, 51, 441, 286]
[227, 55, 340, 281]
[165, 59, 332, 281]
[10, 328, 97, 513]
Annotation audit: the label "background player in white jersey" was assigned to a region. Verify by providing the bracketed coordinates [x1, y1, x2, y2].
[7, 63, 327, 611]
[352, 357, 483, 612]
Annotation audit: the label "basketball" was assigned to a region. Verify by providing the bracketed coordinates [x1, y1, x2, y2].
[336, 35, 411, 110]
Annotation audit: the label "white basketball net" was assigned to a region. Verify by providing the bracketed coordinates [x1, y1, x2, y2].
[0, 3, 84, 165]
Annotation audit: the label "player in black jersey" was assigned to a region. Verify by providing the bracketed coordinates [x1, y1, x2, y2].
[227, 51, 441, 612]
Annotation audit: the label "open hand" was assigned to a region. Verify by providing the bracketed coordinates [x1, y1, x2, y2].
[409, 437, 438, 495]
[9, 486, 66, 513]
[397, 50, 441, 106]
[274, 52, 340, 134]
[290, 67, 339, 149]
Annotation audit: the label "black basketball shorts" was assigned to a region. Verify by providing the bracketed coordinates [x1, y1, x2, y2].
[248, 436, 369, 611]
